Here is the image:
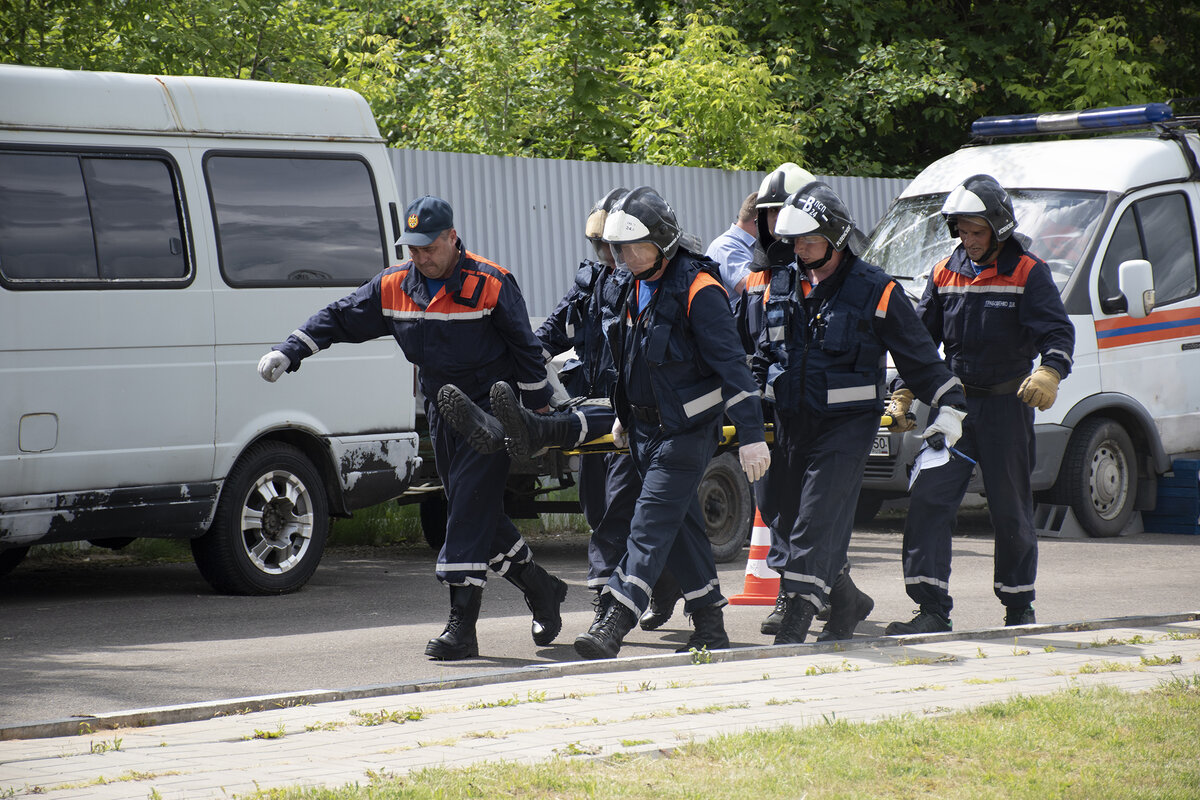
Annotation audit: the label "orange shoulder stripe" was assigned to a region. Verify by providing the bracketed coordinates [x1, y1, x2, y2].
[876, 280, 896, 317]
[687, 271, 727, 315]
[381, 269, 421, 313]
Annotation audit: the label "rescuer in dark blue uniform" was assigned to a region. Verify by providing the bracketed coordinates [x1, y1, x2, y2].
[573, 186, 770, 660]
[753, 181, 966, 645]
[257, 196, 568, 662]
[884, 174, 1074, 635]
[737, 164, 875, 642]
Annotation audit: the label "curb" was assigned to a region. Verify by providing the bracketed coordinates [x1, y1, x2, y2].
[4, 610, 1196, 742]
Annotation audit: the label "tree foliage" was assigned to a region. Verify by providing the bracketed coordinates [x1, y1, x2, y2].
[3, 0, 1198, 177]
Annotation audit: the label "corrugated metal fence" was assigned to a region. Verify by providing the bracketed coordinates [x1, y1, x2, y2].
[389, 149, 909, 317]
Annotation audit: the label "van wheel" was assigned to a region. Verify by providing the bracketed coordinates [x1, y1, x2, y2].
[192, 441, 329, 595]
[0, 546, 29, 578]
[700, 452, 753, 563]
[419, 493, 448, 551]
[1057, 417, 1137, 538]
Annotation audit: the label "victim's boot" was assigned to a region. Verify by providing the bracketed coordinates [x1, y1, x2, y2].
[490, 381, 583, 458]
[640, 571, 683, 631]
[773, 594, 817, 646]
[574, 596, 638, 660]
[436, 384, 505, 454]
[677, 603, 731, 652]
[425, 584, 484, 660]
[505, 559, 569, 646]
[816, 570, 875, 642]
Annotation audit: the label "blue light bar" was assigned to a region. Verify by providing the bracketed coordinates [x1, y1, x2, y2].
[971, 103, 1174, 138]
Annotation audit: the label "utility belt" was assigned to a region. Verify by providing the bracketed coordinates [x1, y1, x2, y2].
[962, 375, 1025, 398]
[628, 404, 661, 425]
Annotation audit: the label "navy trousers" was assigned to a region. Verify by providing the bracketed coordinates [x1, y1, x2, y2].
[901, 392, 1037, 614]
[578, 451, 642, 589]
[604, 418, 725, 615]
[427, 395, 531, 587]
[766, 408, 879, 611]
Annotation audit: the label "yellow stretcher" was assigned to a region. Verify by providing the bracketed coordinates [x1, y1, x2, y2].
[561, 415, 898, 455]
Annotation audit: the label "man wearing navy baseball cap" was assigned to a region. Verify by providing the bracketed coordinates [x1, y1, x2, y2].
[259, 194, 567, 661]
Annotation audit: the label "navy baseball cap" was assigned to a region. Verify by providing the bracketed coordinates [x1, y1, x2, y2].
[396, 195, 454, 246]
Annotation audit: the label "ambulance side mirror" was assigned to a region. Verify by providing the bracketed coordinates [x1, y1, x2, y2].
[1117, 259, 1155, 319]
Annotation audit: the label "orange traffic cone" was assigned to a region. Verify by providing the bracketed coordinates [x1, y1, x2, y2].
[729, 508, 778, 605]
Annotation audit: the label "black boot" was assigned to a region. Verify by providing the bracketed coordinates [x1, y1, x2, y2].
[640, 572, 682, 631]
[885, 606, 952, 636]
[760, 588, 787, 635]
[436, 384, 505, 454]
[1004, 605, 1036, 626]
[574, 598, 638, 660]
[425, 584, 483, 660]
[490, 381, 582, 458]
[677, 604, 730, 652]
[773, 594, 817, 645]
[816, 571, 875, 642]
[505, 560, 568, 646]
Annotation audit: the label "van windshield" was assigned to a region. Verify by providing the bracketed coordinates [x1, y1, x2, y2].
[863, 190, 1106, 296]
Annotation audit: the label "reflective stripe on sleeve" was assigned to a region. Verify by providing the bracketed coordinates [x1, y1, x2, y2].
[292, 329, 319, 355]
[827, 383, 877, 405]
[682, 387, 723, 418]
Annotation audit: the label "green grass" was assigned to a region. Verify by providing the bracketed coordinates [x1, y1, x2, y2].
[240, 681, 1200, 799]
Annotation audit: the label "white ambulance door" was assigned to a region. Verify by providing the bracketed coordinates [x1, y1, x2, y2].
[1090, 185, 1200, 454]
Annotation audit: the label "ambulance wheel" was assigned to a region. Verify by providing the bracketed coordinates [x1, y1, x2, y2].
[0, 546, 29, 578]
[700, 452, 753, 563]
[192, 441, 330, 594]
[419, 493, 448, 551]
[1057, 417, 1137, 538]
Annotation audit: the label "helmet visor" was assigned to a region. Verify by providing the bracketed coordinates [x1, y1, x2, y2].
[590, 238, 616, 268]
[612, 241, 660, 274]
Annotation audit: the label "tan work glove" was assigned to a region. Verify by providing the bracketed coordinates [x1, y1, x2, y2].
[1018, 366, 1061, 411]
[883, 388, 917, 432]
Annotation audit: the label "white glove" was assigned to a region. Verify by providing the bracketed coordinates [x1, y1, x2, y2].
[257, 351, 291, 382]
[920, 406, 967, 449]
[739, 441, 771, 482]
[611, 418, 628, 449]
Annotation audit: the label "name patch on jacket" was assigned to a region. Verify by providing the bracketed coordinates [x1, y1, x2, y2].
[984, 298, 1017, 309]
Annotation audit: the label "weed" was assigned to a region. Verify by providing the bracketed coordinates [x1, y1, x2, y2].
[89, 737, 123, 754]
[248, 725, 286, 740]
[689, 647, 713, 665]
[557, 742, 602, 756]
[805, 659, 860, 676]
[351, 708, 424, 725]
[1140, 654, 1183, 667]
[620, 739, 653, 747]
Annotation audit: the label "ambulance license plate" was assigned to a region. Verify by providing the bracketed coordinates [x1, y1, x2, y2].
[870, 435, 890, 457]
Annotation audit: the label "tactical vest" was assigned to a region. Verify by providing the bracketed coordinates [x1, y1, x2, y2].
[762, 255, 888, 415]
[617, 252, 727, 434]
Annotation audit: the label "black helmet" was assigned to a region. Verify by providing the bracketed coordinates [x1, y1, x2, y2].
[585, 187, 629, 241]
[602, 185, 682, 260]
[775, 181, 855, 251]
[941, 173, 1016, 242]
[756, 162, 816, 210]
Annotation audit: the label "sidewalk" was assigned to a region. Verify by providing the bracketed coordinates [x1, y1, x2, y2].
[2, 613, 1198, 800]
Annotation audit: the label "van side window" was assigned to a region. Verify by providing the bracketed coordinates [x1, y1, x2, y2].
[0, 151, 187, 284]
[1099, 192, 1198, 311]
[206, 154, 387, 287]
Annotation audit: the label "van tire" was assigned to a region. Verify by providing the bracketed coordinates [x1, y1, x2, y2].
[1056, 417, 1137, 538]
[192, 441, 330, 595]
[0, 546, 29, 578]
[700, 452, 753, 563]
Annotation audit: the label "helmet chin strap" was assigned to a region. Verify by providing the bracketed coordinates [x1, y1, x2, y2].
[630, 253, 665, 281]
[797, 241, 833, 272]
[978, 234, 1000, 265]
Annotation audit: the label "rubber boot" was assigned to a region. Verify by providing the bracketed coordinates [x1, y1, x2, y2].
[639, 572, 682, 631]
[490, 381, 582, 458]
[816, 571, 875, 642]
[1004, 605, 1036, 626]
[505, 559, 568, 646]
[760, 588, 787, 636]
[574, 598, 638, 660]
[676, 604, 731, 652]
[773, 594, 817, 645]
[425, 584, 483, 660]
[436, 384, 505, 455]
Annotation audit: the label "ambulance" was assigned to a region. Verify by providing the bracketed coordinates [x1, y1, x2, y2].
[860, 103, 1200, 537]
[0, 65, 422, 591]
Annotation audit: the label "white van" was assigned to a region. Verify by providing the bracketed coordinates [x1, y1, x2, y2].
[0, 65, 421, 592]
[860, 103, 1200, 537]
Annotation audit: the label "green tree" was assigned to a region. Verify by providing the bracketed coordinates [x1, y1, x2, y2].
[620, 13, 805, 170]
